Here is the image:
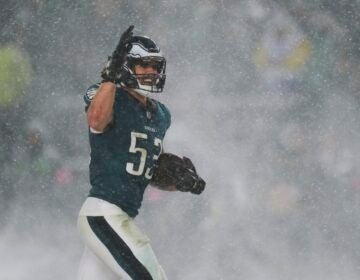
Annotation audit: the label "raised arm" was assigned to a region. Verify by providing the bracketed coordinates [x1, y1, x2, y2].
[87, 82, 116, 132]
[87, 25, 134, 133]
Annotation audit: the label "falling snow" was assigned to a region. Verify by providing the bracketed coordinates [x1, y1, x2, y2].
[1, 1, 360, 279]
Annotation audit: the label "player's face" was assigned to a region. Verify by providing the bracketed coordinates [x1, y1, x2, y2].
[134, 64, 159, 87]
[134, 64, 158, 75]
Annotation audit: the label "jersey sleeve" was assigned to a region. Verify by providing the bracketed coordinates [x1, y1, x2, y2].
[159, 103, 171, 129]
[84, 83, 101, 112]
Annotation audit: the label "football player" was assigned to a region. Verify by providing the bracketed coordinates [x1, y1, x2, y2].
[77, 25, 205, 280]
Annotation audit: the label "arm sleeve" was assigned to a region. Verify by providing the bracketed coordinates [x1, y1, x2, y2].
[159, 103, 171, 129]
[166, 106, 171, 129]
[84, 83, 101, 112]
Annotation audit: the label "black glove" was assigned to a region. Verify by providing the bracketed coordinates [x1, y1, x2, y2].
[181, 156, 206, 194]
[101, 25, 134, 83]
[151, 153, 206, 195]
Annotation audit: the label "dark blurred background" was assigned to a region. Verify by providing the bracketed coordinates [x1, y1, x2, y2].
[1, 0, 360, 279]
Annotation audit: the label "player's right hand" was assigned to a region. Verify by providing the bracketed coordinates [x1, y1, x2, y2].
[101, 25, 134, 83]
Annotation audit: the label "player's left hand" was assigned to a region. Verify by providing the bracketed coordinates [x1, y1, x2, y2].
[181, 156, 206, 194]
[151, 153, 206, 195]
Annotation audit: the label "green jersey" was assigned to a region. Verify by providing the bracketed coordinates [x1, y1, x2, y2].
[84, 84, 171, 217]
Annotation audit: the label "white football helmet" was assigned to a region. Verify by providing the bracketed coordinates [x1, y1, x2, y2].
[120, 36, 166, 96]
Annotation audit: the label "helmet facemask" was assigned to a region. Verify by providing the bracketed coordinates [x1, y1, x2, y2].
[119, 36, 166, 97]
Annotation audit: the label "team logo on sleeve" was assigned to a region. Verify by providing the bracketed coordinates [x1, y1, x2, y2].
[85, 83, 100, 104]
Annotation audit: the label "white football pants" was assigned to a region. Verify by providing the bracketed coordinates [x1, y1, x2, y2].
[77, 198, 167, 280]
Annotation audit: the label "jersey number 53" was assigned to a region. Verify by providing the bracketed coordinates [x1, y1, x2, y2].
[126, 131, 162, 179]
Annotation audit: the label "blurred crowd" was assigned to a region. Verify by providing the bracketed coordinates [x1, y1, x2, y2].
[1, 0, 360, 279]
